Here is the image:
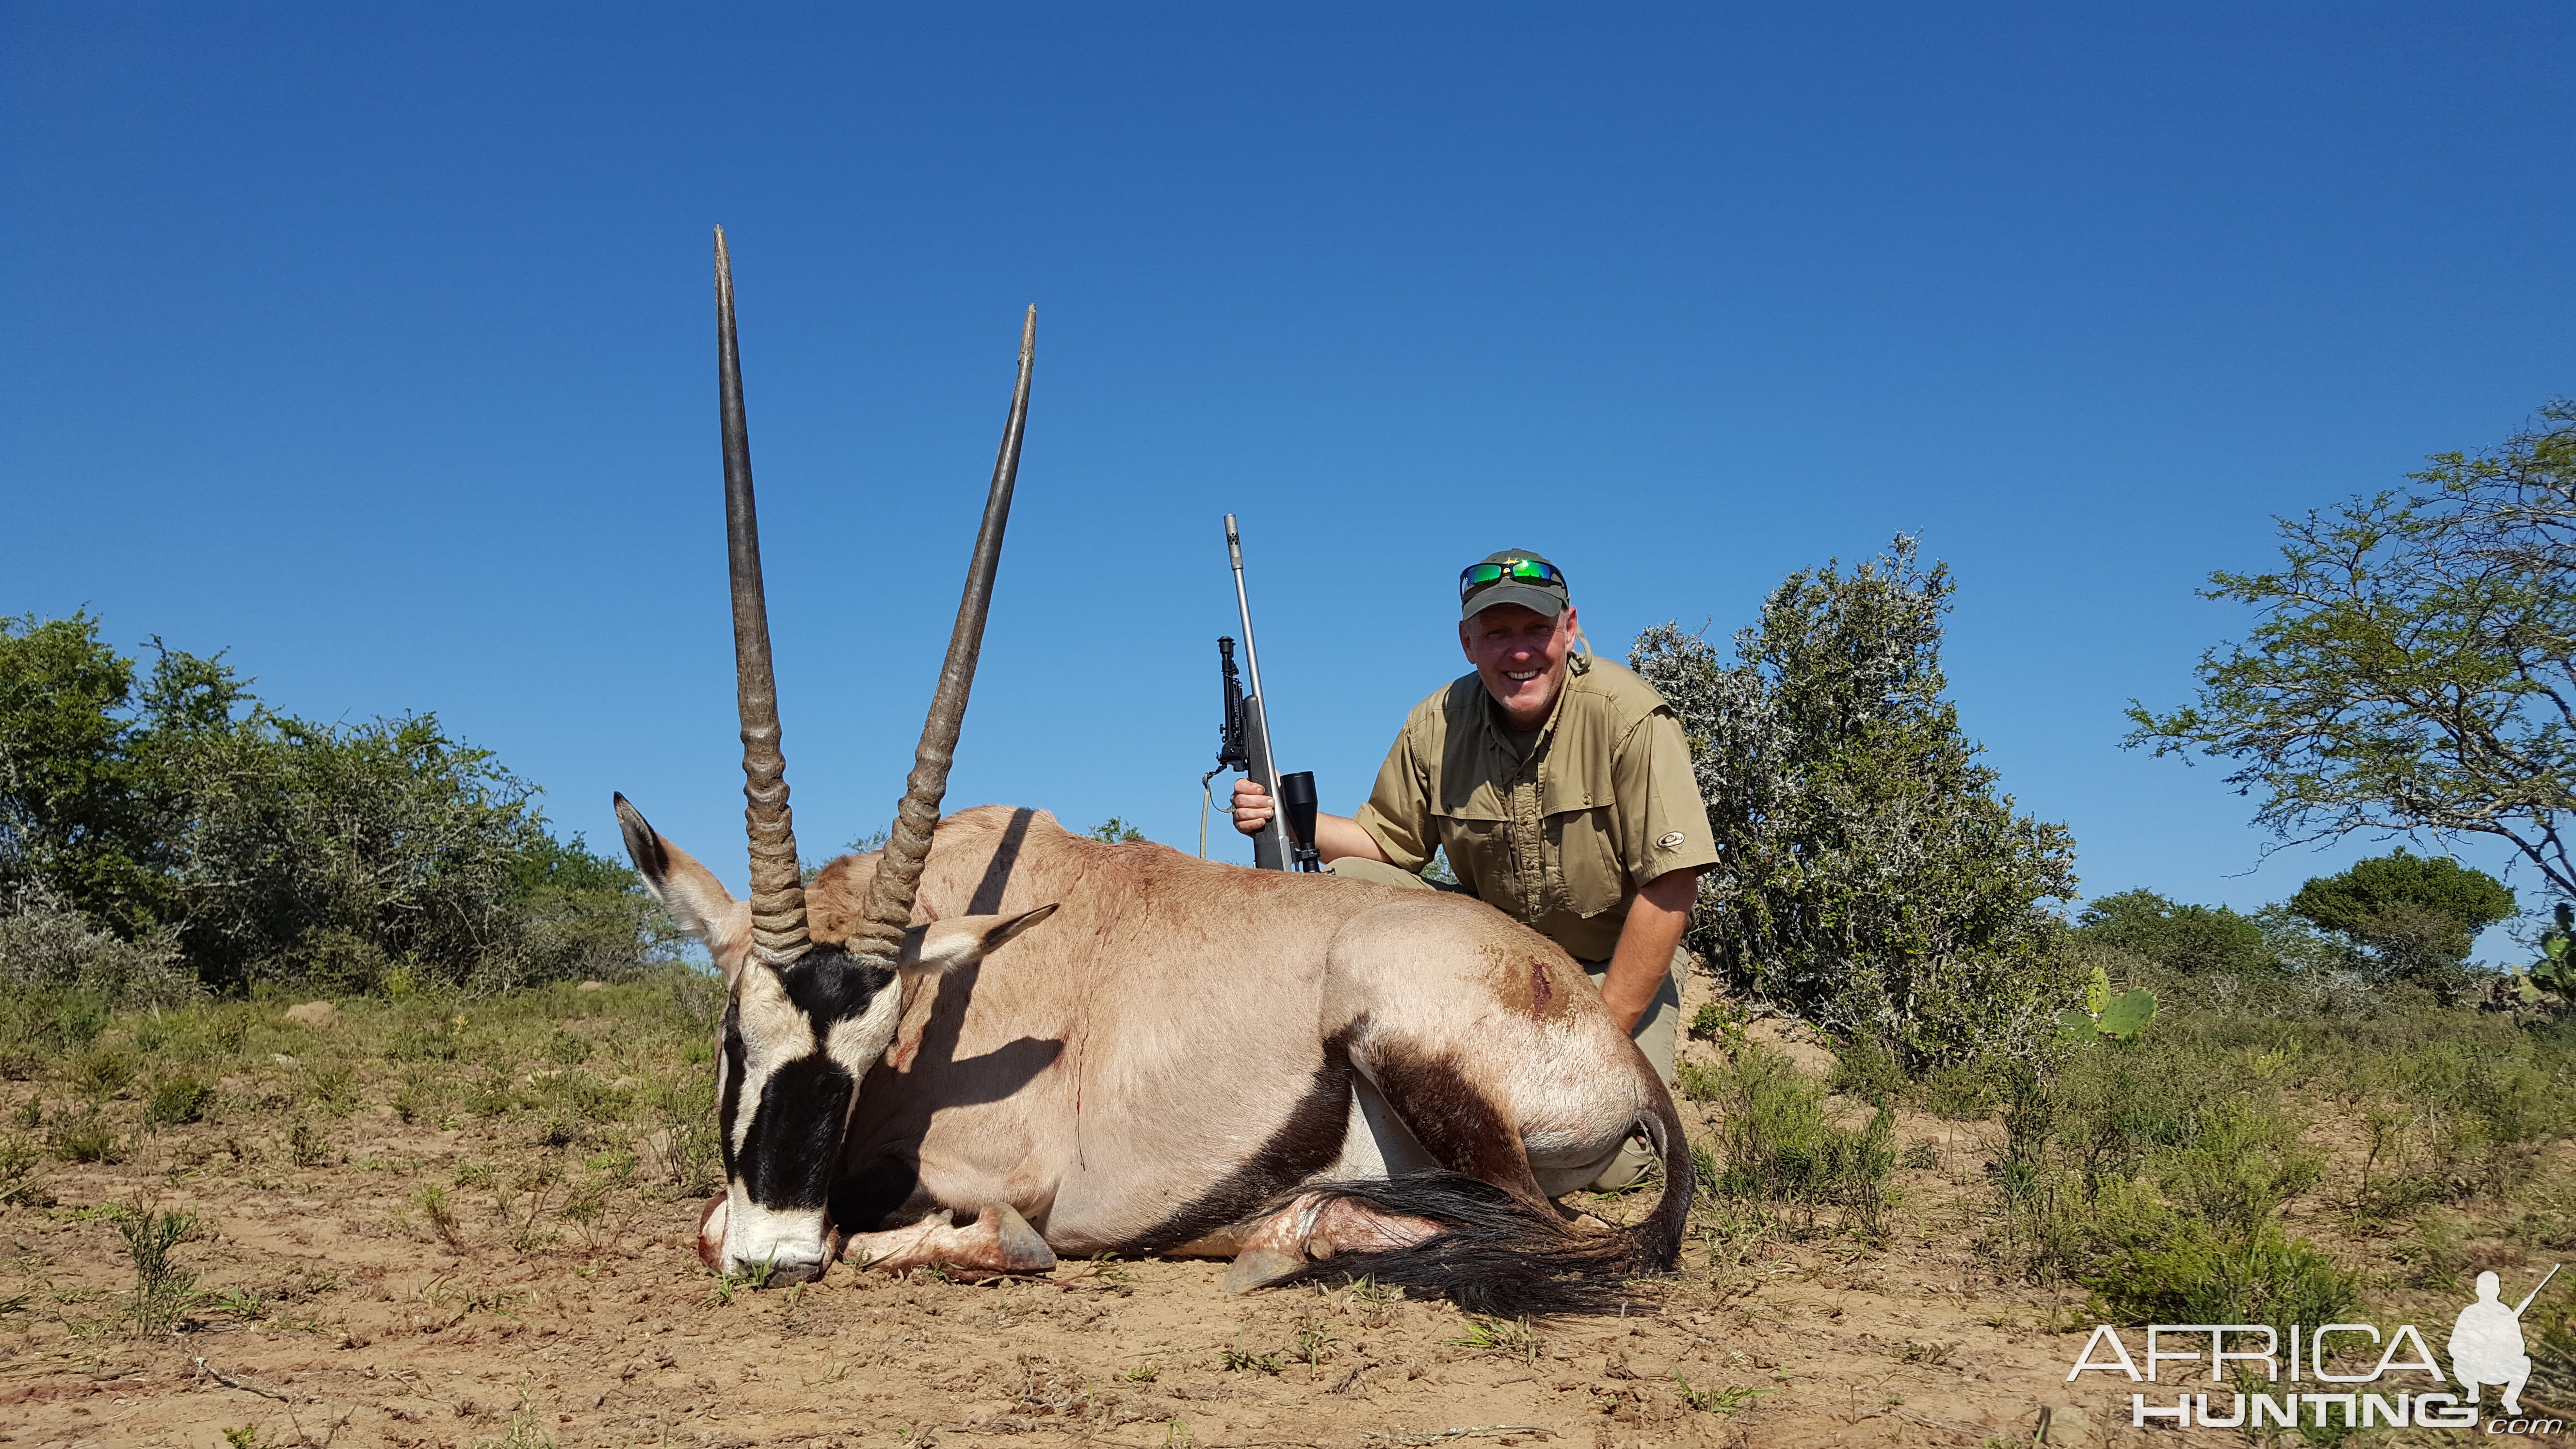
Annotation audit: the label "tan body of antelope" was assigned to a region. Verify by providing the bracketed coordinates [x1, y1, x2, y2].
[624, 231, 1689, 1311]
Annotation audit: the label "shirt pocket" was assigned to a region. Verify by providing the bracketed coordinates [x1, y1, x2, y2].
[1545, 805, 1626, 920]
[1431, 793, 1513, 908]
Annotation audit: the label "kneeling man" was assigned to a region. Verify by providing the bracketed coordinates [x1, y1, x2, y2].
[1233, 549, 1716, 1188]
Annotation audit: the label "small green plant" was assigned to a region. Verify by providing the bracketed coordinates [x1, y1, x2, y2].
[113, 1205, 200, 1335]
[388, 1016, 463, 1061]
[416, 1184, 466, 1248]
[1219, 1333, 1281, 1374]
[1446, 1315, 1544, 1366]
[1675, 1060, 1727, 1104]
[1900, 1138, 1939, 1171]
[205, 1288, 267, 1320]
[285, 1118, 332, 1167]
[0, 1137, 46, 1205]
[1122, 1363, 1160, 1383]
[543, 1030, 591, 1065]
[69, 1048, 136, 1100]
[1893, 1339, 1958, 1365]
[223, 1426, 268, 1449]
[1690, 998, 1753, 1051]
[1699, 1045, 1896, 1239]
[2523, 902, 2576, 1003]
[1294, 1314, 1339, 1366]
[1675, 1372, 1771, 1413]
[147, 1074, 215, 1127]
[305, 1063, 358, 1115]
[468, 1384, 558, 1449]
[48, 1108, 119, 1164]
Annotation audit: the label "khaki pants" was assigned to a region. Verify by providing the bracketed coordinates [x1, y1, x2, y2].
[1324, 856, 1681, 1190]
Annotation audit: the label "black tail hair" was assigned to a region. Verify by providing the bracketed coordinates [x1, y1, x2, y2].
[1267, 1095, 1696, 1317]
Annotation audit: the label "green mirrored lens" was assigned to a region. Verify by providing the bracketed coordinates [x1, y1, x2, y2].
[1459, 558, 1567, 596]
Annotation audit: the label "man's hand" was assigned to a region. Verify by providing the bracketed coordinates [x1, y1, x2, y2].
[1597, 867, 1701, 1034]
[1226, 779, 1389, 864]
[1229, 777, 1275, 836]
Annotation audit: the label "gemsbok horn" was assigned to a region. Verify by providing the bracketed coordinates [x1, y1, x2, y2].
[844, 305, 1036, 968]
[713, 225, 812, 968]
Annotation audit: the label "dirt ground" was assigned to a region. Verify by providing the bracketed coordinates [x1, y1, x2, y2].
[0, 970, 2562, 1449]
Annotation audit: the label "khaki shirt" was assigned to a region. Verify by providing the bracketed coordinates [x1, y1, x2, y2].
[1352, 658, 1720, 961]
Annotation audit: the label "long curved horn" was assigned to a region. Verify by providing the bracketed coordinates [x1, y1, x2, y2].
[846, 306, 1037, 968]
[714, 226, 809, 968]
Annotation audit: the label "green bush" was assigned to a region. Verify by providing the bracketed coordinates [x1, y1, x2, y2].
[1632, 539, 2082, 1067]
[2048, 1178, 2357, 1331]
[2, 613, 682, 997]
[146, 1074, 215, 1127]
[47, 1108, 119, 1163]
[2074, 890, 2277, 976]
[68, 1048, 135, 1100]
[1912, 1063, 1999, 1121]
[1699, 1045, 1895, 1238]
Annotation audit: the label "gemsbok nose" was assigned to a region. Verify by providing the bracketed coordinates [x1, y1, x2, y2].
[699, 1194, 836, 1286]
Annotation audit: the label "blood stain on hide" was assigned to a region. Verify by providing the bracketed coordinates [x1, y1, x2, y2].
[1484, 944, 1566, 1022]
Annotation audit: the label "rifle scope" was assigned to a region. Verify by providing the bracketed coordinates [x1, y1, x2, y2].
[1277, 770, 1322, 873]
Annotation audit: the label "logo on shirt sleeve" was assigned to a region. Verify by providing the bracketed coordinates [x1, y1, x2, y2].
[1657, 831, 1686, 851]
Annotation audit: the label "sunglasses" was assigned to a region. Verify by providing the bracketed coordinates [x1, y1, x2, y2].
[1459, 558, 1568, 599]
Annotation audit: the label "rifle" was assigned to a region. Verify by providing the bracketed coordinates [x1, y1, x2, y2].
[2513, 1263, 2560, 1318]
[1197, 516, 1320, 871]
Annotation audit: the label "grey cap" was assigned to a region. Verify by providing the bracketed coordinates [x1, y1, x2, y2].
[1460, 548, 1571, 621]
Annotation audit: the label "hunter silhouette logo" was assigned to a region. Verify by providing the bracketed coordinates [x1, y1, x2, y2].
[2451, 1265, 2555, 1417]
[2065, 1263, 2562, 1433]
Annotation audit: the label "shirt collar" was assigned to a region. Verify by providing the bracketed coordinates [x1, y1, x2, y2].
[1481, 664, 1578, 757]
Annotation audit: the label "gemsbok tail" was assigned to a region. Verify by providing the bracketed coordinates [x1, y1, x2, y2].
[1271, 1095, 1695, 1316]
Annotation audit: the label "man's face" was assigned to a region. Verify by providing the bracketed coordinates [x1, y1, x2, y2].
[1459, 602, 1577, 729]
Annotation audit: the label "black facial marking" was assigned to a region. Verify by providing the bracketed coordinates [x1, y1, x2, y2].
[724, 946, 899, 1211]
[717, 1001, 749, 1179]
[741, 1053, 859, 1210]
[777, 948, 894, 1022]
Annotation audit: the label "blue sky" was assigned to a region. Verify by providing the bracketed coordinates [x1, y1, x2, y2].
[5, 6, 2570, 954]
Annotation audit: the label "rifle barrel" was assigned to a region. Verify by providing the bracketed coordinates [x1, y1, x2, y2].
[1225, 514, 1290, 869]
[2514, 1262, 2560, 1317]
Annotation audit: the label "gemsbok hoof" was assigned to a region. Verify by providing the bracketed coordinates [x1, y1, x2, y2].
[988, 1202, 1056, 1275]
[1222, 1247, 1306, 1294]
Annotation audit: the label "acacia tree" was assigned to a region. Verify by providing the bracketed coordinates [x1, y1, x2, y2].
[2128, 402, 2576, 900]
[1632, 535, 2081, 1066]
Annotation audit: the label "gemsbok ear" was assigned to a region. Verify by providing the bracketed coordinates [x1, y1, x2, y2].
[614, 792, 757, 984]
[898, 903, 1061, 977]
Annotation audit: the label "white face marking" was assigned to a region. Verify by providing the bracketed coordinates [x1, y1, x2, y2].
[727, 966, 819, 1159]
[823, 984, 904, 1079]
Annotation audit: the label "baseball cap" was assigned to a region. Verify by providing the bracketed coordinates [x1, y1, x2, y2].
[1460, 549, 1571, 621]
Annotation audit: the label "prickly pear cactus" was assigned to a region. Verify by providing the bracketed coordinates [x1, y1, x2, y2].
[2057, 968, 2157, 1044]
[2523, 902, 2575, 1004]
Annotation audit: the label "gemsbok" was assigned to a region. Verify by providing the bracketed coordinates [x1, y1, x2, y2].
[615, 231, 1691, 1310]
